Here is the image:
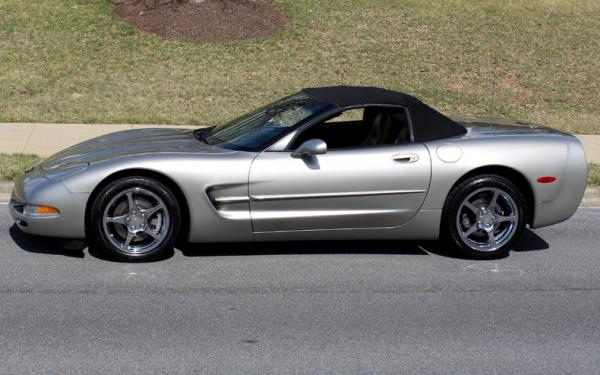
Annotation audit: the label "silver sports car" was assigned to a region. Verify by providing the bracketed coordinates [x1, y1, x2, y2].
[9, 86, 588, 261]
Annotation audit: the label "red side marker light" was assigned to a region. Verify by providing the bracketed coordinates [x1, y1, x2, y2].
[537, 176, 557, 184]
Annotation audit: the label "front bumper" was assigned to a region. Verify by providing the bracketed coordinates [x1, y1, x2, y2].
[9, 170, 89, 239]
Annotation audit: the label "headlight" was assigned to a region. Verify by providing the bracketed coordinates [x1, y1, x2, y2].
[44, 163, 89, 181]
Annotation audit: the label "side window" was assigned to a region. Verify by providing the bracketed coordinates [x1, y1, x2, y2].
[325, 108, 364, 123]
[289, 106, 411, 150]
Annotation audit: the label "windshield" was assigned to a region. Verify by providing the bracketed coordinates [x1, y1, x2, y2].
[203, 93, 334, 151]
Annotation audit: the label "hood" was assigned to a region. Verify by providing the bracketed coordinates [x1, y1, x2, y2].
[451, 116, 571, 138]
[40, 128, 223, 171]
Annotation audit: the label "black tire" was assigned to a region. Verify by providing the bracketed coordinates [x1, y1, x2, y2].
[89, 176, 181, 262]
[442, 174, 526, 259]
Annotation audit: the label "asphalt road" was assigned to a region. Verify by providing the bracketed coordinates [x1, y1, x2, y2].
[1, 205, 599, 374]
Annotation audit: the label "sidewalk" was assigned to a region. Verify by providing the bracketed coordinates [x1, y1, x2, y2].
[577, 135, 600, 164]
[0, 123, 197, 157]
[0, 123, 599, 162]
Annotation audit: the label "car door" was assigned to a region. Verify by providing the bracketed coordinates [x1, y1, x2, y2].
[248, 142, 431, 232]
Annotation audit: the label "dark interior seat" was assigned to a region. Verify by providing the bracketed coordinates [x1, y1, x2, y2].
[391, 111, 411, 143]
[361, 109, 398, 146]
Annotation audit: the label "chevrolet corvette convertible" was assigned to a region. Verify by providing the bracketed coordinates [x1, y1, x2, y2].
[10, 86, 587, 261]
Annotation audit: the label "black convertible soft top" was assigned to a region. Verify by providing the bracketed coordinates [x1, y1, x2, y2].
[302, 86, 466, 142]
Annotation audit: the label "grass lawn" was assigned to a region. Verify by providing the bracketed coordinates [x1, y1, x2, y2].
[589, 163, 600, 186]
[0, 0, 599, 133]
[0, 154, 42, 181]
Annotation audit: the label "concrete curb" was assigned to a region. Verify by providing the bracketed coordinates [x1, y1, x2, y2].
[0, 181, 13, 203]
[578, 135, 600, 164]
[581, 186, 600, 208]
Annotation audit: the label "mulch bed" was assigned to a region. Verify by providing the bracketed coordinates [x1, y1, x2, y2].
[112, 0, 288, 42]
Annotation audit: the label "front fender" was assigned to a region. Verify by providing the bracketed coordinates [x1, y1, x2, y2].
[60, 152, 257, 242]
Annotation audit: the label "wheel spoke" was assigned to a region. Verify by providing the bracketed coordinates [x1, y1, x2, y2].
[496, 214, 516, 223]
[485, 229, 497, 247]
[123, 231, 134, 249]
[127, 192, 137, 213]
[462, 225, 478, 238]
[106, 214, 128, 225]
[488, 190, 500, 211]
[464, 201, 478, 213]
[144, 227, 159, 239]
[141, 203, 165, 218]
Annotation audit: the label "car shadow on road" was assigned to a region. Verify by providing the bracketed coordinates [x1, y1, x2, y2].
[420, 229, 549, 260]
[9, 224, 549, 261]
[512, 229, 550, 252]
[9, 224, 85, 258]
[180, 229, 549, 259]
[179, 239, 429, 257]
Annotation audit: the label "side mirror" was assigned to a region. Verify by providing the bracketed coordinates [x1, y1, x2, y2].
[291, 139, 328, 159]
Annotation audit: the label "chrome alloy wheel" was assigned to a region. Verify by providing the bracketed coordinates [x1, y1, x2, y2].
[455, 187, 519, 252]
[102, 187, 170, 255]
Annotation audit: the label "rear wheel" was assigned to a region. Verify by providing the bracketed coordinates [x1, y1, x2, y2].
[443, 174, 526, 259]
[89, 176, 181, 262]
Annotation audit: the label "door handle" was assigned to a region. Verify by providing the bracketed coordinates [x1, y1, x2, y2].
[392, 153, 419, 163]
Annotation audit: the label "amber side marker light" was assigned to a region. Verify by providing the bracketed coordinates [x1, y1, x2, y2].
[537, 176, 557, 184]
[35, 205, 60, 214]
[24, 204, 61, 216]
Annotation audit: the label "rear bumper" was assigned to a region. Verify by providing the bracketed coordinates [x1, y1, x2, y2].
[531, 137, 588, 228]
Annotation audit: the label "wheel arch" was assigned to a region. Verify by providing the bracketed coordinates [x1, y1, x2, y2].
[445, 165, 535, 225]
[84, 169, 191, 242]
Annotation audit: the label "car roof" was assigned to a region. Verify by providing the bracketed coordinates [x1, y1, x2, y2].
[303, 86, 417, 107]
[302, 86, 467, 142]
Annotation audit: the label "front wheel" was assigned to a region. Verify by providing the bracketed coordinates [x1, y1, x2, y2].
[443, 174, 526, 259]
[89, 176, 181, 262]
